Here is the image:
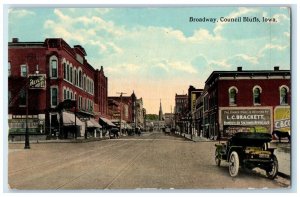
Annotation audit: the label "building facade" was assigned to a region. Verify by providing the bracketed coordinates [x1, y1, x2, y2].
[8, 38, 108, 139]
[174, 94, 188, 133]
[201, 67, 291, 139]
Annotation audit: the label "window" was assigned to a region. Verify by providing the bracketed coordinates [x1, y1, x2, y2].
[63, 63, 66, 79]
[19, 89, 26, 106]
[253, 87, 261, 105]
[20, 64, 27, 77]
[8, 62, 11, 76]
[70, 66, 73, 83]
[63, 88, 67, 100]
[67, 64, 70, 81]
[229, 87, 237, 105]
[280, 87, 288, 105]
[74, 69, 77, 86]
[51, 87, 58, 107]
[51, 60, 58, 78]
[79, 70, 82, 88]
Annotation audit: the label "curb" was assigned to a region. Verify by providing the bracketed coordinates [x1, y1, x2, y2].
[278, 172, 290, 179]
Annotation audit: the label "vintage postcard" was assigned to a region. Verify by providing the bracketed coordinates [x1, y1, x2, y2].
[5, 5, 292, 192]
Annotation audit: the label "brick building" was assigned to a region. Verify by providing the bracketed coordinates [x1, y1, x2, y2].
[200, 67, 291, 139]
[174, 94, 188, 133]
[8, 38, 108, 139]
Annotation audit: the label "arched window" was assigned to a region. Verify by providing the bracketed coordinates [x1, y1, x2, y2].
[229, 87, 238, 105]
[280, 87, 288, 105]
[67, 64, 70, 81]
[63, 63, 66, 79]
[253, 87, 261, 105]
[74, 68, 77, 85]
[79, 70, 82, 88]
[49, 55, 58, 78]
[70, 66, 73, 83]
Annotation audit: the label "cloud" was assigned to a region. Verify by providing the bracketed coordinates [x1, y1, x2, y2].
[9, 9, 35, 18]
[233, 54, 259, 65]
[214, 7, 258, 36]
[258, 43, 289, 57]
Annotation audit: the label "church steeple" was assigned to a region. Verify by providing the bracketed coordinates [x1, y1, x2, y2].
[159, 99, 163, 121]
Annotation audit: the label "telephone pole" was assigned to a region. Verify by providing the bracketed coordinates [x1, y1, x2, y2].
[116, 92, 127, 136]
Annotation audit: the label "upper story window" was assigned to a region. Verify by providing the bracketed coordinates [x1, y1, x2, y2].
[78, 70, 82, 88]
[70, 66, 73, 83]
[49, 55, 58, 78]
[63, 63, 66, 79]
[20, 64, 27, 77]
[74, 69, 78, 86]
[253, 86, 262, 105]
[280, 86, 289, 105]
[229, 87, 238, 105]
[8, 62, 11, 76]
[67, 64, 70, 81]
[51, 86, 58, 107]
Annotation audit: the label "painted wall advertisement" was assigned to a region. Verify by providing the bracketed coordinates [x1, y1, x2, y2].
[219, 107, 272, 134]
[274, 106, 290, 133]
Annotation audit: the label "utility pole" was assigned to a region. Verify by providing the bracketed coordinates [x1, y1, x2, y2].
[116, 92, 127, 136]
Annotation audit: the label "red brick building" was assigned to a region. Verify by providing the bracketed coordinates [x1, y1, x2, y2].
[174, 93, 188, 133]
[201, 67, 291, 139]
[8, 38, 108, 139]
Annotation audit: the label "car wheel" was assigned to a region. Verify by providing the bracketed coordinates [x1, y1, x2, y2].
[229, 151, 239, 177]
[266, 155, 278, 179]
[215, 149, 221, 166]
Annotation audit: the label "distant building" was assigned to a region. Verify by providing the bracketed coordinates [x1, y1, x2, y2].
[135, 98, 145, 129]
[188, 86, 203, 136]
[174, 94, 188, 133]
[164, 113, 174, 128]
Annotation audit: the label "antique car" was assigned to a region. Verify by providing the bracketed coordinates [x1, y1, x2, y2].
[215, 130, 278, 179]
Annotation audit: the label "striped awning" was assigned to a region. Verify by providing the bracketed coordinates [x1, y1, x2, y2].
[87, 119, 102, 128]
[62, 111, 84, 126]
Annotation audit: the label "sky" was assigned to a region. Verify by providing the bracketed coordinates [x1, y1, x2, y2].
[7, 6, 291, 114]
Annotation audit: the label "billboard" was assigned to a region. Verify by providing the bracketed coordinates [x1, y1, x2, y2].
[219, 107, 272, 133]
[274, 106, 290, 133]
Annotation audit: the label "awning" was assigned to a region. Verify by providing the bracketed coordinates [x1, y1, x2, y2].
[62, 111, 84, 126]
[99, 117, 116, 127]
[87, 119, 102, 128]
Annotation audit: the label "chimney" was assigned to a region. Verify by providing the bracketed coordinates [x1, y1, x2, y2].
[237, 67, 242, 71]
[274, 66, 280, 71]
[12, 38, 19, 43]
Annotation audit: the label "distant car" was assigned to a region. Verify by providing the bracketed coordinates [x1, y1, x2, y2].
[215, 129, 278, 179]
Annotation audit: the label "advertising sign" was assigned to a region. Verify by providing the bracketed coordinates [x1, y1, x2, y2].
[220, 107, 272, 133]
[274, 106, 290, 133]
[191, 93, 197, 112]
[28, 74, 46, 89]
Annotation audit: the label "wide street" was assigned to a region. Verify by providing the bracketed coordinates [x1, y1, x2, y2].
[8, 132, 290, 190]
